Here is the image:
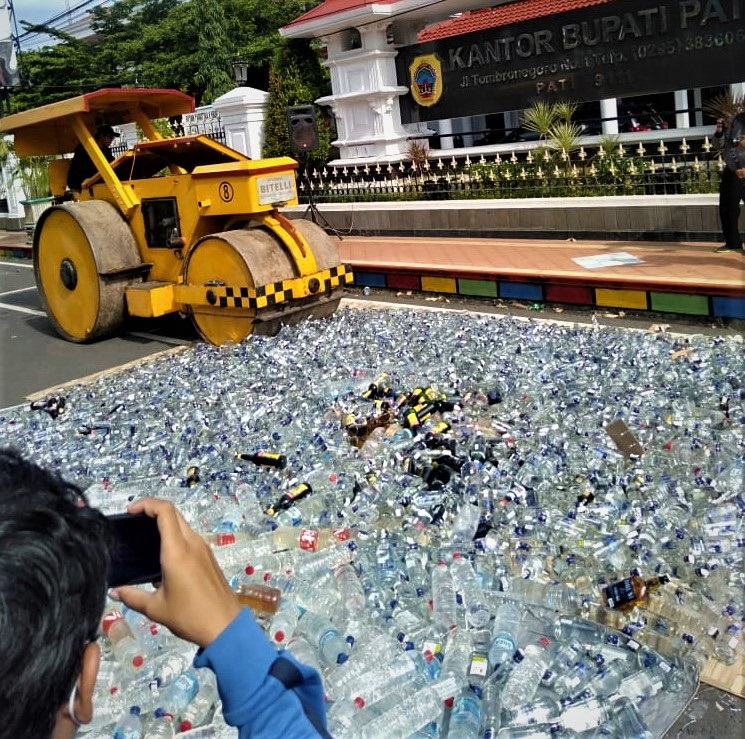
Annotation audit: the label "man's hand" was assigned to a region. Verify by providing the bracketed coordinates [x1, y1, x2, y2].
[110, 498, 241, 649]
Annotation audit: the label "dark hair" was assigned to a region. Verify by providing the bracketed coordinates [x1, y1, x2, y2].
[0, 448, 112, 738]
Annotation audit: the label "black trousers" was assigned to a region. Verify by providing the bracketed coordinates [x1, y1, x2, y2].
[719, 167, 745, 248]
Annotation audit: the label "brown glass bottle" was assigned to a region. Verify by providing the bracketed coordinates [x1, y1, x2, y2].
[236, 450, 287, 469]
[601, 574, 670, 611]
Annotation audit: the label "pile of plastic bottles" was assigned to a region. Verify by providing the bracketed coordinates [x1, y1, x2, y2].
[1, 307, 742, 738]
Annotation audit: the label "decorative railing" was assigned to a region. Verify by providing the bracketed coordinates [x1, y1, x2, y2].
[299, 136, 723, 203]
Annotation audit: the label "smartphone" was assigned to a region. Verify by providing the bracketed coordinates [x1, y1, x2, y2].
[107, 513, 162, 588]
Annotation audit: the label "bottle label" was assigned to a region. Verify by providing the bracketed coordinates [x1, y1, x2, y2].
[603, 577, 636, 608]
[492, 634, 516, 653]
[468, 653, 489, 677]
[288, 483, 311, 502]
[317, 628, 339, 652]
[333, 527, 351, 541]
[299, 529, 319, 551]
[282, 506, 303, 526]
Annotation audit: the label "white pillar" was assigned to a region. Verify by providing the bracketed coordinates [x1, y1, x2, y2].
[600, 99, 618, 135]
[674, 90, 690, 129]
[438, 119, 455, 150]
[212, 86, 269, 158]
[692, 89, 703, 127]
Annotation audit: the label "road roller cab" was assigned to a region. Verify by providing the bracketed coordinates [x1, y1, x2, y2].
[0, 88, 352, 344]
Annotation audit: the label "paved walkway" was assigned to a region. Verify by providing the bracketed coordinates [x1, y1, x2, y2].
[3, 228, 743, 318]
[336, 234, 744, 319]
[337, 235, 744, 291]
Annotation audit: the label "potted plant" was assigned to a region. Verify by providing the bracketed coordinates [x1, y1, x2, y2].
[406, 138, 449, 199]
[15, 155, 54, 226]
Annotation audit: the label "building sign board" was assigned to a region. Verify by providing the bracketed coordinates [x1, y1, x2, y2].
[397, 0, 744, 122]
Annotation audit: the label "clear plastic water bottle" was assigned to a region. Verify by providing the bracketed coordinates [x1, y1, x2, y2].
[285, 634, 325, 675]
[488, 601, 523, 668]
[178, 677, 219, 732]
[122, 605, 167, 654]
[150, 649, 195, 688]
[349, 676, 459, 738]
[103, 611, 147, 673]
[335, 562, 366, 618]
[297, 610, 349, 665]
[553, 617, 602, 646]
[113, 705, 143, 739]
[499, 636, 551, 711]
[431, 560, 458, 636]
[143, 708, 176, 739]
[441, 627, 473, 680]
[268, 599, 303, 646]
[155, 669, 200, 717]
[449, 501, 481, 550]
[481, 668, 503, 739]
[448, 686, 483, 739]
[450, 553, 491, 629]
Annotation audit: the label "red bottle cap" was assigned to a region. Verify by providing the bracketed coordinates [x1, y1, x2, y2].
[132, 655, 144, 668]
[101, 611, 123, 636]
[274, 630, 285, 643]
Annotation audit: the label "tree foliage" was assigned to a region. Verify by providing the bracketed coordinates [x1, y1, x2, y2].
[11, 0, 323, 111]
[193, 0, 235, 104]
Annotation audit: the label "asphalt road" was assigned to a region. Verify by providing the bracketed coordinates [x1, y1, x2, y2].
[0, 256, 197, 409]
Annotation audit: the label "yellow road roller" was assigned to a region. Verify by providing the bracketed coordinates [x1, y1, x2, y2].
[0, 88, 352, 344]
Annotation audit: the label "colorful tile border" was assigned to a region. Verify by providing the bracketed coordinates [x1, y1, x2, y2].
[351, 269, 743, 320]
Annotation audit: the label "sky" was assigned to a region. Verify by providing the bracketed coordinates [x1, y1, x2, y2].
[14, 1, 74, 27]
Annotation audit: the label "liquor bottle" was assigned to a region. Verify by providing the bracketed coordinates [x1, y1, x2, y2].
[236, 450, 287, 469]
[502, 695, 562, 728]
[265, 482, 313, 516]
[601, 573, 670, 611]
[235, 582, 282, 615]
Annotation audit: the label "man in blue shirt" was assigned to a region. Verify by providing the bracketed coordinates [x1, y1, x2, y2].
[0, 448, 329, 739]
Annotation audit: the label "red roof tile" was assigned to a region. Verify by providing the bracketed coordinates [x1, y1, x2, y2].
[418, 0, 613, 42]
[284, 0, 398, 29]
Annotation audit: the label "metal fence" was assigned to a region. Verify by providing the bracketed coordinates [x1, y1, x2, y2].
[299, 136, 723, 203]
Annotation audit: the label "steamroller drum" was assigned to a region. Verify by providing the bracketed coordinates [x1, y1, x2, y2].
[184, 224, 343, 345]
[289, 219, 345, 272]
[33, 201, 142, 343]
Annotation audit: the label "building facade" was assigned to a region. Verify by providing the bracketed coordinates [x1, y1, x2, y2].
[280, 0, 745, 164]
